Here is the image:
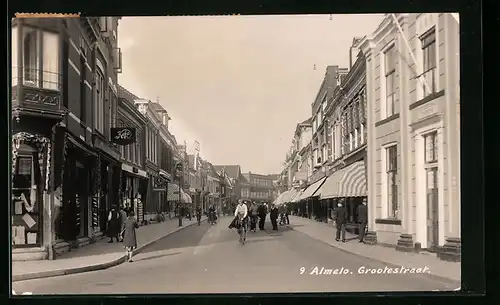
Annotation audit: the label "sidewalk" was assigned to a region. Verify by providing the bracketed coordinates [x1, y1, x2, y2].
[288, 216, 461, 284]
[12, 217, 206, 282]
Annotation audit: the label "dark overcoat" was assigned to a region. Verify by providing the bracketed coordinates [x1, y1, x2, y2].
[122, 216, 139, 248]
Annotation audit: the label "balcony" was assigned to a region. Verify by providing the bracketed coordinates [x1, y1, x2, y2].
[12, 68, 66, 121]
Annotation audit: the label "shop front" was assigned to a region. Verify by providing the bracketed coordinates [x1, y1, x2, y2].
[93, 138, 122, 239]
[145, 168, 161, 222]
[120, 163, 148, 224]
[59, 135, 98, 246]
[11, 132, 52, 251]
[319, 160, 369, 236]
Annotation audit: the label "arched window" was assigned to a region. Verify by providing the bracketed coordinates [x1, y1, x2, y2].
[23, 30, 38, 84]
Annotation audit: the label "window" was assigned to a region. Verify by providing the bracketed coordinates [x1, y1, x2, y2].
[94, 68, 105, 133]
[421, 29, 437, 96]
[386, 145, 398, 218]
[384, 45, 396, 117]
[12, 154, 42, 246]
[424, 131, 438, 163]
[80, 55, 87, 123]
[22, 28, 60, 90]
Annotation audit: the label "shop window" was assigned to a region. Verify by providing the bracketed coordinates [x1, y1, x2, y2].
[12, 153, 42, 246]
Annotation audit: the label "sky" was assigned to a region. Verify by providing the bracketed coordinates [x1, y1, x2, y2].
[117, 14, 385, 175]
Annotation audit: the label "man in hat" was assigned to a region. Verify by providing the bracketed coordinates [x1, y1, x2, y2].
[334, 200, 347, 242]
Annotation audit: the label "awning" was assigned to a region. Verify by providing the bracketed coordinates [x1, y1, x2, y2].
[320, 161, 367, 199]
[291, 189, 304, 203]
[274, 191, 288, 205]
[294, 177, 327, 201]
[181, 190, 192, 203]
[166, 182, 182, 202]
[281, 188, 299, 204]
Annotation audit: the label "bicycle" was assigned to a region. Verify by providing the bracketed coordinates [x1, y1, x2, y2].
[237, 217, 246, 245]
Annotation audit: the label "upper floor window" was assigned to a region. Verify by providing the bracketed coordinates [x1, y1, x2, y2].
[322, 95, 327, 112]
[22, 28, 60, 90]
[421, 29, 437, 96]
[384, 44, 396, 117]
[94, 68, 105, 133]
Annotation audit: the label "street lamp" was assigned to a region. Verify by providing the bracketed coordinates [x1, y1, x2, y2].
[175, 162, 183, 227]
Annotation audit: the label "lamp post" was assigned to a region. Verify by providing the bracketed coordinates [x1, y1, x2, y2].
[175, 162, 183, 227]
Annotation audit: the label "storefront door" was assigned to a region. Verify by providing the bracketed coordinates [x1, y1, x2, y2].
[75, 162, 89, 238]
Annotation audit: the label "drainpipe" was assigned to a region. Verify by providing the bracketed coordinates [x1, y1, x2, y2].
[390, 14, 431, 94]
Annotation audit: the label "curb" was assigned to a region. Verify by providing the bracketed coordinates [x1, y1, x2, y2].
[12, 218, 207, 282]
[287, 224, 461, 286]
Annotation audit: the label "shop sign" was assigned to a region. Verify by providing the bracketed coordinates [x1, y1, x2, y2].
[111, 127, 136, 145]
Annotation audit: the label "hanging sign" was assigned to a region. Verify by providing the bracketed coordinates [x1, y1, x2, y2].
[110, 127, 136, 145]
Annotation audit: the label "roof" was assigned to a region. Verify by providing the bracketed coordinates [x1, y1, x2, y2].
[118, 85, 140, 101]
[150, 102, 168, 113]
[213, 165, 241, 180]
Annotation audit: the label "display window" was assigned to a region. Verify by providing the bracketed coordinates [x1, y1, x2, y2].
[12, 152, 43, 247]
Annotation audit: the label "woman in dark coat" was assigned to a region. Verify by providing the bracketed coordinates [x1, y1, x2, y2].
[107, 205, 120, 243]
[122, 211, 139, 262]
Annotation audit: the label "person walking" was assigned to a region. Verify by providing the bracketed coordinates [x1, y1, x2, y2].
[122, 210, 139, 262]
[249, 202, 258, 232]
[334, 201, 347, 242]
[285, 204, 290, 225]
[107, 205, 120, 243]
[357, 198, 368, 243]
[119, 206, 128, 242]
[257, 203, 267, 230]
[270, 204, 279, 230]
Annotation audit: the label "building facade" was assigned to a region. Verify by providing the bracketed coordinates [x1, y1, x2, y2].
[316, 41, 368, 228]
[117, 89, 148, 224]
[242, 172, 277, 204]
[361, 13, 460, 261]
[11, 17, 123, 260]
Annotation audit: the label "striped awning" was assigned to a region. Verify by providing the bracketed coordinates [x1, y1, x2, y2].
[166, 182, 182, 202]
[294, 177, 327, 201]
[320, 161, 367, 199]
[282, 188, 299, 204]
[274, 191, 288, 205]
[291, 189, 304, 203]
[181, 190, 192, 203]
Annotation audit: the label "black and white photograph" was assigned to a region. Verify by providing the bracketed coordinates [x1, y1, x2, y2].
[11, 13, 461, 295]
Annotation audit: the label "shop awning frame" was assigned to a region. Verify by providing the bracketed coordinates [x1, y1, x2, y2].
[319, 161, 367, 199]
[293, 177, 327, 202]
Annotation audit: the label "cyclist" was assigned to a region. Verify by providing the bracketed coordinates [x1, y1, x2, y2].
[233, 199, 248, 241]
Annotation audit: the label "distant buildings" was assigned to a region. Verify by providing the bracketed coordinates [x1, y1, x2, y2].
[242, 172, 278, 204]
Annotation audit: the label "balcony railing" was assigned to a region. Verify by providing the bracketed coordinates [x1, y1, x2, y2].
[12, 67, 64, 118]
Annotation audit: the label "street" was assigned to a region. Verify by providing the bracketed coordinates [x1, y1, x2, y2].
[12, 216, 458, 294]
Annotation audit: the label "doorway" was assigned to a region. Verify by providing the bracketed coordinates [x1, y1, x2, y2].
[75, 162, 89, 238]
[426, 166, 439, 251]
